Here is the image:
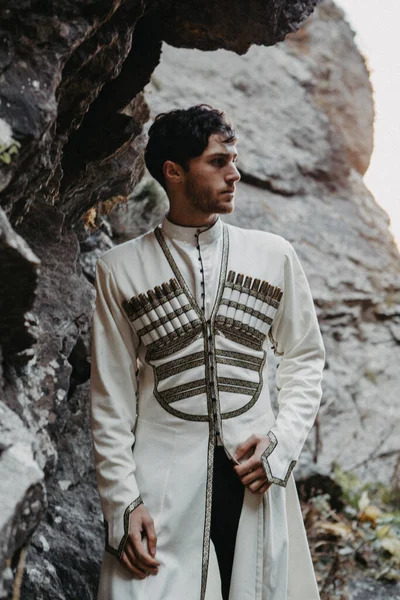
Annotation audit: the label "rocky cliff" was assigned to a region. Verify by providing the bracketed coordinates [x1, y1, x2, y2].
[122, 1, 400, 490]
[0, 0, 399, 598]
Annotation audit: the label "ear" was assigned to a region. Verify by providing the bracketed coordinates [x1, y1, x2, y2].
[163, 160, 184, 185]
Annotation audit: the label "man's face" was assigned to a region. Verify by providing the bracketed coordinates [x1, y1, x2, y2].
[182, 133, 241, 216]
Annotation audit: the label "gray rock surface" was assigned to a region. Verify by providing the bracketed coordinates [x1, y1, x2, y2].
[0, 0, 318, 225]
[0, 402, 45, 599]
[0, 206, 40, 361]
[1, 1, 398, 599]
[0, 0, 322, 597]
[348, 578, 400, 600]
[143, 1, 400, 488]
[21, 381, 104, 600]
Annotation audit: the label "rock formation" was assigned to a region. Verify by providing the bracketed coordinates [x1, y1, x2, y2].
[0, 0, 399, 598]
[142, 2, 400, 489]
[0, 1, 321, 597]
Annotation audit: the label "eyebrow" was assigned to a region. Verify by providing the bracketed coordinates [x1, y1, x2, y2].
[207, 152, 238, 159]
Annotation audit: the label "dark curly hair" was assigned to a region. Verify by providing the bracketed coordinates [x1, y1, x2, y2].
[144, 104, 237, 189]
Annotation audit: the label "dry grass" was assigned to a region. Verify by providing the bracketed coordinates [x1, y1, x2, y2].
[301, 467, 400, 598]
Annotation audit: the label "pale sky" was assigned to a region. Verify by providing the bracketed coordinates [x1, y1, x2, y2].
[335, 0, 400, 248]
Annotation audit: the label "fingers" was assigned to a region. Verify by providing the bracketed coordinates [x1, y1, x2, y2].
[241, 476, 271, 495]
[121, 534, 159, 578]
[234, 434, 259, 461]
[248, 478, 268, 494]
[130, 512, 160, 570]
[240, 466, 265, 486]
[258, 481, 271, 494]
[143, 517, 158, 558]
[121, 546, 148, 579]
[234, 454, 259, 477]
[235, 464, 270, 494]
[130, 530, 160, 571]
[120, 510, 160, 578]
[233, 456, 271, 495]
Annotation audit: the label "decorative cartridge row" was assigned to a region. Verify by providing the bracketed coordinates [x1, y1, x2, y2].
[122, 278, 201, 347]
[215, 271, 283, 349]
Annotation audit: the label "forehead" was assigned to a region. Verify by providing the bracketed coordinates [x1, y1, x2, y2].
[203, 133, 238, 156]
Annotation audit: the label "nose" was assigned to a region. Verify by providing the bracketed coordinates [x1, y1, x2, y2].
[226, 162, 241, 184]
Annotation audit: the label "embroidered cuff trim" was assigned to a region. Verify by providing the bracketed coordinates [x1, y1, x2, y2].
[104, 495, 143, 558]
[260, 431, 296, 487]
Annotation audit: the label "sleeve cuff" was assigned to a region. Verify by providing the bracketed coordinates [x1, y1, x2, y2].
[104, 495, 144, 558]
[260, 431, 296, 487]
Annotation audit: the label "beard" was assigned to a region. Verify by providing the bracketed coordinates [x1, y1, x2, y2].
[184, 177, 234, 215]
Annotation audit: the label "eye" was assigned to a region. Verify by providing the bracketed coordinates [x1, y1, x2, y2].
[212, 158, 225, 167]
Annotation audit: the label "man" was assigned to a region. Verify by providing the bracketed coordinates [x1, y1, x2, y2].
[90, 104, 325, 600]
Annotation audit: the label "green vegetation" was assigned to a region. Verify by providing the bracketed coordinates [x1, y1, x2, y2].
[304, 465, 400, 598]
[0, 139, 21, 165]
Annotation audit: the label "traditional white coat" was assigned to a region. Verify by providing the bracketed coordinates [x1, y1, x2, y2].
[90, 216, 325, 600]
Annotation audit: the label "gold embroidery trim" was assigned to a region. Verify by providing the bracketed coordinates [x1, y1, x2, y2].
[153, 224, 231, 600]
[216, 356, 261, 372]
[218, 377, 258, 390]
[217, 317, 266, 341]
[162, 378, 207, 403]
[220, 350, 267, 420]
[215, 325, 264, 351]
[268, 328, 284, 356]
[215, 349, 263, 363]
[164, 386, 207, 404]
[260, 431, 297, 487]
[104, 495, 143, 558]
[219, 384, 255, 395]
[145, 321, 203, 360]
[201, 421, 216, 600]
[156, 351, 205, 381]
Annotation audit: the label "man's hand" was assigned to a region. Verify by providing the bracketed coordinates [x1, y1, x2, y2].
[120, 504, 160, 578]
[233, 434, 272, 495]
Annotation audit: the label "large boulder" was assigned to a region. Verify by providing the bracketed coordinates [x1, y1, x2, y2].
[4, 1, 399, 598]
[0, 0, 322, 597]
[140, 0, 400, 487]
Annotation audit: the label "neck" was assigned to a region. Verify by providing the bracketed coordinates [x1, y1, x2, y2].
[166, 208, 218, 228]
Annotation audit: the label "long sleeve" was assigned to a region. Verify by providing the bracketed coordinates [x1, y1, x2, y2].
[261, 242, 325, 486]
[90, 257, 143, 557]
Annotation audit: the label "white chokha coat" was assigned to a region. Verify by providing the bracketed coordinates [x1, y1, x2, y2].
[90, 217, 325, 600]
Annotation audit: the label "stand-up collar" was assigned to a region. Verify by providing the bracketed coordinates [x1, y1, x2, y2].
[161, 214, 223, 246]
